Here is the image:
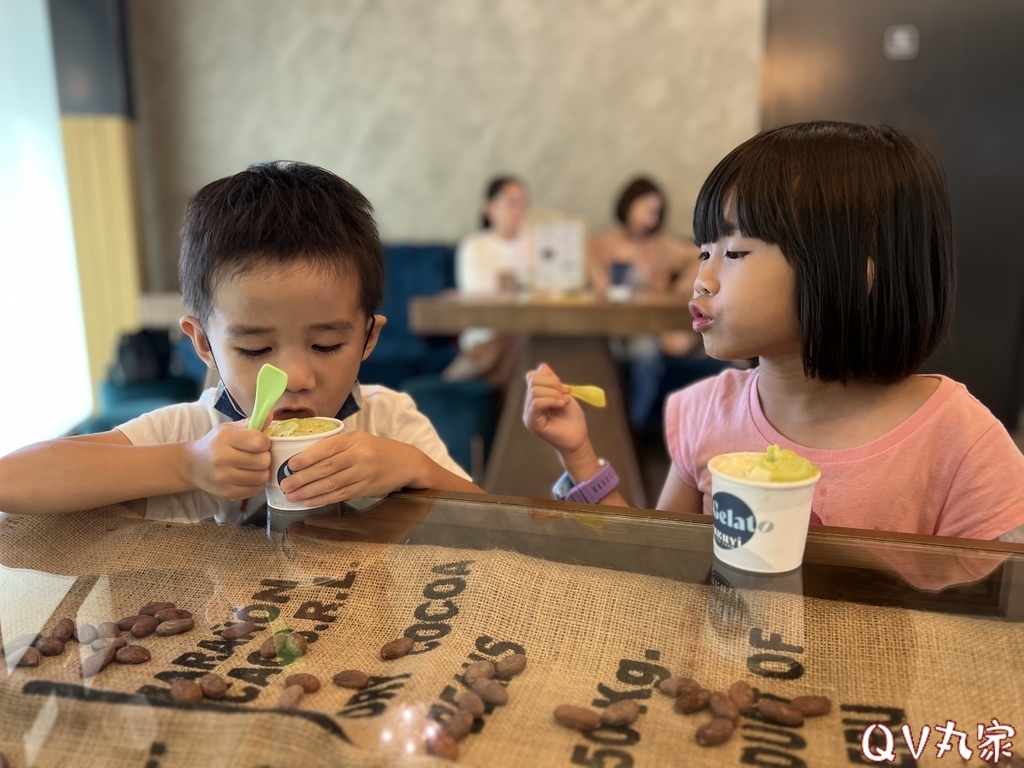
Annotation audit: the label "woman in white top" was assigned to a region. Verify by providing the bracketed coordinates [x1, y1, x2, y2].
[444, 177, 530, 390]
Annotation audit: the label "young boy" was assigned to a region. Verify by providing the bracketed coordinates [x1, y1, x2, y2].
[0, 161, 481, 522]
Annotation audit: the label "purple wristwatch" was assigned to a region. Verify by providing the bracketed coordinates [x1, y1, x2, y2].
[553, 460, 620, 505]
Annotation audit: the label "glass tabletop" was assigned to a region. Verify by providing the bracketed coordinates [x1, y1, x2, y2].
[1, 492, 1021, 767]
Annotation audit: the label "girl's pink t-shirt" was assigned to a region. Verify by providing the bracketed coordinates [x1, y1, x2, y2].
[665, 368, 1024, 540]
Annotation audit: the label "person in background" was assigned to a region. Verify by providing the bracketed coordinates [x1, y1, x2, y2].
[525, 121, 1024, 541]
[0, 161, 481, 522]
[443, 176, 531, 389]
[588, 176, 725, 428]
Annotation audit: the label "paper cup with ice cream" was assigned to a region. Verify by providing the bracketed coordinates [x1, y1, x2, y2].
[264, 417, 344, 529]
[708, 445, 820, 573]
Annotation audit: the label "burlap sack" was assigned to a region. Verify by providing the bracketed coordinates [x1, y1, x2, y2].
[0, 507, 1021, 767]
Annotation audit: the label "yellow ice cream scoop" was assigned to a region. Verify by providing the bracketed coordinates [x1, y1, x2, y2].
[566, 384, 606, 408]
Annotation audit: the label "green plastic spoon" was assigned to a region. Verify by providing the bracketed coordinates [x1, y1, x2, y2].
[248, 364, 288, 430]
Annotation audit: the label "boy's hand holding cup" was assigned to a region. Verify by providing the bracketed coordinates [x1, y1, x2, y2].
[263, 417, 345, 531]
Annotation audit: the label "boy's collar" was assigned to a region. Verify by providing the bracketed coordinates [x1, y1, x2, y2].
[212, 381, 361, 423]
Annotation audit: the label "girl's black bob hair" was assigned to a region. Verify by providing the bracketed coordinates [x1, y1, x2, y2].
[693, 120, 956, 384]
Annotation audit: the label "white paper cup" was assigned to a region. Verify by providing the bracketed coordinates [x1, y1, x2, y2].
[265, 418, 345, 522]
[708, 453, 820, 574]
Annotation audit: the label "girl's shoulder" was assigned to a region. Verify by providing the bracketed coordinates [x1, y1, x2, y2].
[665, 367, 755, 422]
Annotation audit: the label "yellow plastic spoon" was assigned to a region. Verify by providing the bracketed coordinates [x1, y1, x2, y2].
[248, 364, 288, 430]
[567, 384, 606, 408]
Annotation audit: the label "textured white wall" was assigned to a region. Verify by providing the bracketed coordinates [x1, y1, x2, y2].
[127, 0, 765, 290]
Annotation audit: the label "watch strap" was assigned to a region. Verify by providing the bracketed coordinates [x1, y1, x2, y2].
[553, 460, 620, 505]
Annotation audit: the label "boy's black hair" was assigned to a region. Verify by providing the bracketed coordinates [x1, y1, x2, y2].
[693, 121, 956, 384]
[481, 175, 524, 229]
[179, 161, 384, 323]
[615, 176, 666, 233]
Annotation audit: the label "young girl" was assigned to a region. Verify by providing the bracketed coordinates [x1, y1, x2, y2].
[524, 121, 1024, 541]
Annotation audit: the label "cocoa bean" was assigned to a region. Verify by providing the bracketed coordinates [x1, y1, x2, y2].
[260, 636, 278, 659]
[169, 679, 203, 703]
[462, 659, 495, 686]
[155, 618, 195, 636]
[709, 691, 740, 722]
[602, 698, 640, 726]
[130, 616, 159, 638]
[494, 653, 527, 678]
[139, 601, 175, 616]
[221, 621, 257, 640]
[260, 631, 307, 661]
[332, 669, 370, 689]
[16, 646, 41, 668]
[444, 710, 474, 741]
[0, 751, 7, 768]
[659, 675, 701, 697]
[74, 624, 97, 644]
[426, 727, 459, 760]
[278, 684, 304, 709]
[34, 637, 65, 657]
[470, 677, 508, 706]
[284, 673, 320, 693]
[758, 699, 804, 727]
[676, 687, 711, 714]
[696, 717, 735, 746]
[457, 690, 485, 718]
[379, 636, 414, 660]
[92, 637, 127, 651]
[116, 645, 151, 664]
[789, 695, 831, 717]
[116, 615, 146, 631]
[554, 704, 602, 731]
[51, 618, 75, 643]
[728, 680, 755, 715]
[154, 608, 190, 623]
[82, 645, 116, 677]
[96, 621, 120, 639]
[199, 673, 228, 700]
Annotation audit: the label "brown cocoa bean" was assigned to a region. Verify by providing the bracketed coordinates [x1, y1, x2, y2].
[260, 636, 278, 659]
[462, 659, 495, 686]
[278, 684, 305, 709]
[554, 704, 602, 731]
[82, 645, 116, 677]
[130, 616, 159, 638]
[92, 637, 127, 651]
[676, 687, 711, 714]
[457, 690, 485, 718]
[139, 601, 175, 616]
[169, 679, 203, 703]
[788, 695, 831, 717]
[470, 677, 508, 706]
[116, 615, 146, 631]
[379, 636, 414, 660]
[116, 645, 151, 664]
[96, 621, 120, 639]
[758, 699, 804, 727]
[74, 623, 97, 644]
[426, 727, 459, 760]
[728, 680, 755, 715]
[154, 608, 190, 623]
[494, 653, 527, 678]
[659, 675, 701, 697]
[155, 618, 195, 636]
[696, 717, 735, 746]
[709, 691, 740, 722]
[51, 618, 75, 642]
[199, 673, 228, 700]
[601, 699, 640, 726]
[15, 646, 41, 667]
[284, 673, 320, 693]
[278, 631, 307, 660]
[0, 751, 7, 768]
[444, 710, 475, 741]
[35, 637, 65, 657]
[221, 621, 257, 640]
[332, 669, 370, 689]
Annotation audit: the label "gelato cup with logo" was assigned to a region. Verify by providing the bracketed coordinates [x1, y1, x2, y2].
[708, 445, 820, 573]
[264, 417, 344, 530]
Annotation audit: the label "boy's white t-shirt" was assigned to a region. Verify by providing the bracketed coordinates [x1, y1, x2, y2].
[116, 383, 469, 525]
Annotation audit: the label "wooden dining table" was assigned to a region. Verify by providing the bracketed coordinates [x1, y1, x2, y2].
[1, 493, 1021, 767]
[409, 291, 694, 506]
